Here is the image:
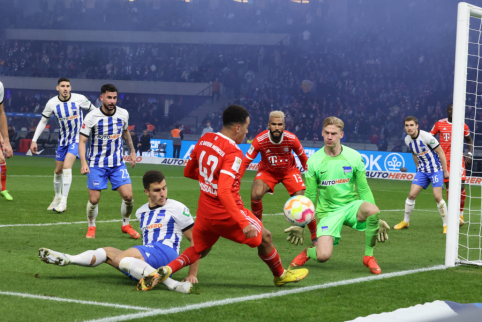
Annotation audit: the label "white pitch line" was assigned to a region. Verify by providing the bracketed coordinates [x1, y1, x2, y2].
[86, 265, 447, 322]
[0, 209, 438, 228]
[0, 291, 152, 311]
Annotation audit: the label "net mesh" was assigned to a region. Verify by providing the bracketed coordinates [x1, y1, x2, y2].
[458, 15, 482, 265]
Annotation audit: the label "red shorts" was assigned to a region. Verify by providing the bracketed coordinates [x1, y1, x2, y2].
[193, 208, 263, 253]
[446, 159, 466, 183]
[255, 168, 305, 195]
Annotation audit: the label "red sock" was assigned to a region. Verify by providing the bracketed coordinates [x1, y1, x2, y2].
[446, 188, 449, 200]
[307, 218, 317, 241]
[167, 246, 201, 274]
[251, 199, 263, 221]
[259, 247, 284, 277]
[0, 162, 6, 191]
[460, 189, 466, 212]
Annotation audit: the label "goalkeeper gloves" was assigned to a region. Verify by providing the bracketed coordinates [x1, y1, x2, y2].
[378, 219, 390, 242]
[284, 226, 304, 246]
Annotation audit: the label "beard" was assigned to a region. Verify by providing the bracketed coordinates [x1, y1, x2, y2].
[103, 103, 115, 110]
[270, 129, 283, 138]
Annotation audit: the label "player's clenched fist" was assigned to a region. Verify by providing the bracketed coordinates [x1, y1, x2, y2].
[30, 141, 38, 154]
[243, 224, 258, 238]
[129, 152, 137, 168]
[81, 163, 90, 174]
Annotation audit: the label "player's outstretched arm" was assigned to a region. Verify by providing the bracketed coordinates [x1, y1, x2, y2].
[79, 135, 90, 174]
[122, 130, 136, 168]
[182, 227, 199, 284]
[239, 142, 259, 179]
[184, 154, 199, 180]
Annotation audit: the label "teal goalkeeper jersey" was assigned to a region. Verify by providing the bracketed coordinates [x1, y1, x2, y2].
[304, 145, 376, 219]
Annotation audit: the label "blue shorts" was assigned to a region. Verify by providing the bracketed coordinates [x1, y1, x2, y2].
[413, 171, 444, 189]
[87, 163, 132, 190]
[55, 143, 78, 161]
[133, 242, 179, 272]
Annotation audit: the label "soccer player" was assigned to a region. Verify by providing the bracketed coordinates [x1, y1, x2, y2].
[0, 81, 13, 159]
[0, 132, 12, 200]
[290, 117, 389, 275]
[394, 116, 450, 233]
[239, 111, 317, 246]
[79, 84, 139, 239]
[430, 104, 473, 226]
[136, 105, 309, 291]
[30, 78, 96, 213]
[39, 170, 198, 293]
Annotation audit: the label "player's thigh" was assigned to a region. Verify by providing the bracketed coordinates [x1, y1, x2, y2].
[409, 173, 428, 198]
[316, 211, 346, 245]
[109, 164, 132, 191]
[87, 167, 109, 191]
[192, 215, 220, 254]
[117, 184, 133, 200]
[54, 160, 64, 174]
[356, 201, 379, 222]
[281, 169, 306, 196]
[251, 177, 272, 200]
[104, 247, 127, 267]
[216, 209, 263, 248]
[63, 145, 78, 169]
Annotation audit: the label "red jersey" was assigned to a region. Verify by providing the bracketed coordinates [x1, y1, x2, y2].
[240, 130, 308, 177]
[430, 118, 469, 161]
[184, 132, 250, 229]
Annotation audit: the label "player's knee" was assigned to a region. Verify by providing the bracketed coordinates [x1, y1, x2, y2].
[89, 197, 100, 205]
[368, 204, 379, 217]
[261, 228, 273, 243]
[200, 248, 211, 259]
[123, 195, 133, 202]
[407, 194, 416, 200]
[55, 169, 63, 175]
[316, 252, 331, 263]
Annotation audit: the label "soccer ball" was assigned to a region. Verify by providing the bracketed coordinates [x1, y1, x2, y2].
[283, 195, 315, 226]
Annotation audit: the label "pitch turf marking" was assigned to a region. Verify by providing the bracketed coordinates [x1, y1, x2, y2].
[0, 209, 439, 228]
[85, 265, 447, 322]
[0, 291, 152, 311]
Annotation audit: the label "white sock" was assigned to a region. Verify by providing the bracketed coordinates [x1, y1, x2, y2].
[404, 198, 415, 223]
[118, 257, 180, 289]
[54, 172, 63, 198]
[121, 199, 134, 227]
[437, 200, 448, 226]
[87, 201, 99, 227]
[69, 248, 106, 267]
[61, 169, 72, 203]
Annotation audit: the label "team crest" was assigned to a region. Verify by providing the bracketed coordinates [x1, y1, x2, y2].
[343, 166, 352, 174]
[283, 147, 289, 152]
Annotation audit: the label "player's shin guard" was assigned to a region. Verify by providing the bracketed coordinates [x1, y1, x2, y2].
[259, 247, 284, 277]
[87, 201, 99, 227]
[70, 248, 106, 267]
[121, 199, 134, 227]
[167, 246, 201, 274]
[251, 199, 263, 221]
[119, 257, 156, 280]
[0, 162, 6, 191]
[61, 169, 72, 202]
[307, 218, 317, 241]
[54, 172, 62, 197]
[404, 198, 415, 223]
[365, 212, 380, 256]
[437, 200, 448, 226]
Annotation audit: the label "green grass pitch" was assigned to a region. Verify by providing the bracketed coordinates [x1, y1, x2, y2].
[0, 156, 481, 322]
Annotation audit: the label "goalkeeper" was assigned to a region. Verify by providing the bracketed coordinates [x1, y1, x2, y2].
[290, 117, 389, 274]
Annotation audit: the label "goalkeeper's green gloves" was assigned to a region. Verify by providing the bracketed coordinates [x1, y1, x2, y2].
[284, 226, 304, 246]
[378, 219, 390, 242]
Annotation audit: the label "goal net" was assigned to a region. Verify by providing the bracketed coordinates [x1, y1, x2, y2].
[447, 2, 482, 266]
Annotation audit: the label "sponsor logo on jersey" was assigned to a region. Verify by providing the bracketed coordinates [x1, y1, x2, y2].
[95, 134, 121, 140]
[58, 115, 79, 121]
[320, 178, 350, 186]
[232, 156, 242, 172]
[267, 149, 271, 153]
[146, 223, 163, 230]
[183, 208, 190, 217]
[248, 145, 255, 155]
[82, 123, 86, 129]
[443, 127, 446, 130]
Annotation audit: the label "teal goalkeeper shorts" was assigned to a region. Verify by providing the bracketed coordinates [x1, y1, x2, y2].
[317, 200, 366, 245]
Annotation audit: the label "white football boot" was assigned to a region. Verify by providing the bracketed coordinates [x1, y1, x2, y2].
[53, 201, 67, 213]
[47, 197, 62, 211]
[38, 248, 71, 266]
[171, 281, 193, 294]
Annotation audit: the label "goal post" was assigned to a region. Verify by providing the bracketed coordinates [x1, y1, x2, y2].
[446, 2, 482, 267]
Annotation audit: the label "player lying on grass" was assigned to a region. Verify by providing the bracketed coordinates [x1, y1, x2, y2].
[136, 105, 309, 292]
[430, 104, 473, 226]
[238, 110, 318, 246]
[0, 132, 12, 201]
[394, 116, 450, 233]
[39, 170, 198, 293]
[291, 117, 389, 275]
[30, 78, 96, 213]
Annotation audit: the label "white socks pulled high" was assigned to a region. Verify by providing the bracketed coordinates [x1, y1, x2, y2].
[53, 172, 63, 198]
[118, 257, 179, 290]
[437, 199, 448, 226]
[61, 169, 72, 204]
[121, 199, 134, 227]
[87, 201, 99, 227]
[69, 248, 107, 267]
[404, 198, 415, 223]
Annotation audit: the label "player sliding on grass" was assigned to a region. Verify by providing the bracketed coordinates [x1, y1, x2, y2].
[30, 78, 96, 213]
[137, 105, 309, 291]
[0, 132, 12, 201]
[79, 84, 139, 239]
[239, 110, 318, 246]
[394, 116, 450, 233]
[290, 117, 389, 275]
[430, 104, 473, 227]
[39, 170, 197, 293]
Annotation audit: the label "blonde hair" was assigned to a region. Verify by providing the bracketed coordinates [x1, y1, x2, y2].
[269, 110, 285, 121]
[322, 116, 344, 131]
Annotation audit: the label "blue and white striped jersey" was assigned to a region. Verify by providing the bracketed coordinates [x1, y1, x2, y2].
[135, 199, 194, 254]
[405, 130, 442, 173]
[80, 106, 129, 168]
[43, 93, 95, 146]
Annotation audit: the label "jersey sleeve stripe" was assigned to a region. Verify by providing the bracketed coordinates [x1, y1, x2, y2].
[181, 223, 194, 232]
[220, 169, 236, 178]
[246, 155, 254, 160]
[80, 132, 89, 138]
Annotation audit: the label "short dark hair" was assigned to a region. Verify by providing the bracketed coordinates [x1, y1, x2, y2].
[58, 78, 70, 85]
[143, 170, 166, 190]
[404, 116, 418, 125]
[447, 103, 453, 110]
[101, 84, 118, 94]
[223, 105, 249, 127]
[175, 124, 180, 129]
